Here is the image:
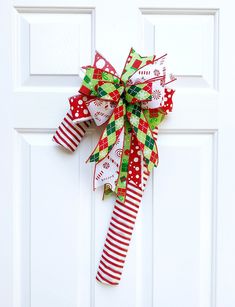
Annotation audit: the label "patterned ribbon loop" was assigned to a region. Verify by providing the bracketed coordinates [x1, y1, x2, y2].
[120, 48, 155, 83]
[79, 67, 121, 97]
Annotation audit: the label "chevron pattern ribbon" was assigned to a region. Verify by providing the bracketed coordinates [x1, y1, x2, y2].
[53, 48, 176, 285]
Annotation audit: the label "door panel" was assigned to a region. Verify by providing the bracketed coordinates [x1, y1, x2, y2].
[1, 0, 235, 306]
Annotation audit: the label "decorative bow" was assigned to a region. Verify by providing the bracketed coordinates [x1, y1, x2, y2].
[67, 48, 175, 201]
[81, 66, 159, 171]
[53, 48, 175, 285]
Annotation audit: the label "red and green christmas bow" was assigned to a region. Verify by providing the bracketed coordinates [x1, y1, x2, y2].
[53, 48, 176, 285]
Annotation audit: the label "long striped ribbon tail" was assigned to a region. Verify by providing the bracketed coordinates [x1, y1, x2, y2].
[53, 111, 92, 152]
[96, 128, 158, 285]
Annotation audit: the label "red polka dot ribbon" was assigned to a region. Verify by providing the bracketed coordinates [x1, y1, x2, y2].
[53, 48, 176, 285]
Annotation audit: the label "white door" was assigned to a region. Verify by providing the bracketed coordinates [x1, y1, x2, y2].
[1, 0, 235, 306]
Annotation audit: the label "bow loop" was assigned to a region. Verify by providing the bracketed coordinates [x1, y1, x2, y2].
[79, 67, 120, 97]
[121, 48, 155, 83]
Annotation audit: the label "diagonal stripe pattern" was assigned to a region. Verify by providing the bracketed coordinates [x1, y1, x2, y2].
[52, 111, 92, 152]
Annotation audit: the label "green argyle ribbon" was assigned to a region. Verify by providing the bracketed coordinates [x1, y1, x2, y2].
[80, 48, 158, 172]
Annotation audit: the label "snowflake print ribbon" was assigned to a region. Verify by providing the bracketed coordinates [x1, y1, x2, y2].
[53, 48, 176, 285]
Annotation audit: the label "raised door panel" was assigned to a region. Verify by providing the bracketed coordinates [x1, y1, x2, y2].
[11, 3, 219, 307]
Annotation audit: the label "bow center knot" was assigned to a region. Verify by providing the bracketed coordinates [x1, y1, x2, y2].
[96, 80, 153, 105]
[79, 67, 153, 105]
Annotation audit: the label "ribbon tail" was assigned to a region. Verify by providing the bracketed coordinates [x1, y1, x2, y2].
[87, 99, 125, 163]
[126, 104, 158, 172]
[114, 121, 132, 200]
[93, 127, 125, 193]
[114, 123, 144, 198]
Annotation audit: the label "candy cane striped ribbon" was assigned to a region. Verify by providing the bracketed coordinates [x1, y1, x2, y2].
[52, 111, 92, 151]
[96, 128, 158, 285]
[53, 112, 159, 286]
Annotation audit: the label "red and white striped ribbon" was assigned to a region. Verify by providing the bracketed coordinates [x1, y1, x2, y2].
[53, 111, 92, 152]
[96, 128, 158, 285]
[53, 111, 159, 285]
